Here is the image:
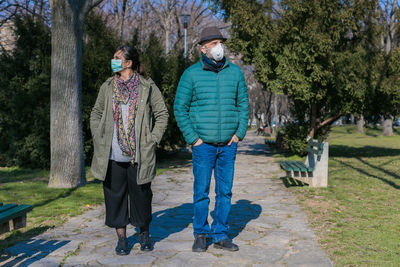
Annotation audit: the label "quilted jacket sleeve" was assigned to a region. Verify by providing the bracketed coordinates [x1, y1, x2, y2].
[235, 70, 249, 140]
[173, 69, 200, 145]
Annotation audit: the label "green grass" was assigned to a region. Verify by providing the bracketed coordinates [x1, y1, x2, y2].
[0, 164, 169, 253]
[278, 125, 400, 266]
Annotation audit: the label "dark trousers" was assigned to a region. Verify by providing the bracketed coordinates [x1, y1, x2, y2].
[103, 160, 153, 228]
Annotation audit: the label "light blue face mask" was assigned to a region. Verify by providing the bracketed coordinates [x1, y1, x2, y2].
[111, 59, 124, 73]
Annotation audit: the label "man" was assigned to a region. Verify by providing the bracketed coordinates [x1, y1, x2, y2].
[174, 26, 249, 252]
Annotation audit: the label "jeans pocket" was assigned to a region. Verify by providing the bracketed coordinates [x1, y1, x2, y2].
[193, 142, 205, 148]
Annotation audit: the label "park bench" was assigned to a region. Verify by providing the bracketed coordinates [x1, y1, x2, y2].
[264, 131, 282, 148]
[280, 140, 329, 187]
[264, 138, 276, 146]
[0, 202, 33, 235]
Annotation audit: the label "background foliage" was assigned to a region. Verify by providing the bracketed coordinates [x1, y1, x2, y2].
[0, 11, 190, 168]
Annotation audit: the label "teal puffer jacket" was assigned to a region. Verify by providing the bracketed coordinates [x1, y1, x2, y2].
[174, 58, 249, 145]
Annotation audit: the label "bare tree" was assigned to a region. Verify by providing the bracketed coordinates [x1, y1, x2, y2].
[147, 0, 177, 54]
[1, 0, 50, 26]
[49, 0, 103, 188]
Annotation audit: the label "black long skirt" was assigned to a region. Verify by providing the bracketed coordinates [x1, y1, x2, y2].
[102, 160, 152, 228]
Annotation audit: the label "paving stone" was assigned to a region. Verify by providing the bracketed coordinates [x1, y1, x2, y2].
[157, 251, 218, 267]
[98, 254, 156, 265]
[237, 230, 265, 241]
[253, 230, 291, 247]
[3, 132, 333, 266]
[28, 256, 61, 267]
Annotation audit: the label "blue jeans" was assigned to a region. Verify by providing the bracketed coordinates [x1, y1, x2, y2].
[191, 142, 237, 242]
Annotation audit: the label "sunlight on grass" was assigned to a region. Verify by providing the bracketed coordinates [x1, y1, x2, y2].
[278, 125, 400, 266]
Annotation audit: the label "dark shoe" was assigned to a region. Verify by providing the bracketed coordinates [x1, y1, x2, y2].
[139, 231, 153, 251]
[115, 237, 130, 255]
[214, 239, 239, 251]
[192, 234, 207, 252]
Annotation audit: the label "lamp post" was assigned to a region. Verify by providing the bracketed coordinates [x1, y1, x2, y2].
[180, 14, 191, 59]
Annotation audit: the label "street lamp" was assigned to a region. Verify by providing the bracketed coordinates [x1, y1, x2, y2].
[180, 14, 191, 59]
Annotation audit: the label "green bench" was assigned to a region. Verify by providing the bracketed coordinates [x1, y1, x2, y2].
[264, 132, 281, 147]
[265, 138, 276, 146]
[0, 202, 33, 234]
[280, 140, 329, 187]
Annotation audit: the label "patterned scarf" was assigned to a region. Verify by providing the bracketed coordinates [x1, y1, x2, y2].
[112, 73, 140, 163]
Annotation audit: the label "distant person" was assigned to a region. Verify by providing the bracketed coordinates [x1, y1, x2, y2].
[256, 126, 264, 136]
[90, 45, 168, 255]
[174, 26, 249, 252]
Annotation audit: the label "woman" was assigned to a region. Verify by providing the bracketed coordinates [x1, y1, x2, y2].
[90, 45, 168, 255]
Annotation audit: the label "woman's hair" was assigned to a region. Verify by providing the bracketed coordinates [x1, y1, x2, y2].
[115, 45, 140, 72]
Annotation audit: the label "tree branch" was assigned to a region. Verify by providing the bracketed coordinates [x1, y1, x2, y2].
[317, 114, 342, 130]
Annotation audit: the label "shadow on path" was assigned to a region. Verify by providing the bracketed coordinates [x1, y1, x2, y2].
[128, 203, 194, 247]
[213, 199, 262, 240]
[1, 239, 70, 267]
[128, 199, 262, 247]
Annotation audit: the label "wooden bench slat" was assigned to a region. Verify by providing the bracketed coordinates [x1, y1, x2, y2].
[281, 161, 297, 171]
[0, 204, 33, 224]
[280, 161, 292, 171]
[286, 161, 300, 171]
[294, 161, 308, 172]
[0, 204, 18, 213]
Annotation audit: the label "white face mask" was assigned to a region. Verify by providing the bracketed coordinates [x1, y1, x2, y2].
[209, 43, 224, 61]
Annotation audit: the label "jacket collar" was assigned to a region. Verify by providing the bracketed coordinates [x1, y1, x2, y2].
[200, 54, 230, 73]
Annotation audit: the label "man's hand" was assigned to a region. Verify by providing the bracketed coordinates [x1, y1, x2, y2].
[193, 138, 203, 146]
[228, 135, 239, 146]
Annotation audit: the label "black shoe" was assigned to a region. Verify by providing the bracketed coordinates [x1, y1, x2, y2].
[115, 237, 130, 255]
[192, 234, 207, 252]
[213, 239, 239, 251]
[139, 231, 153, 251]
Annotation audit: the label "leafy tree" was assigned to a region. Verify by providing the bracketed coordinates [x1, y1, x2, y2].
[82, 11, 119, 165]
[214, 0, 378, 152]
[141, 31, 189, 151]
[0, 15, 51, 167]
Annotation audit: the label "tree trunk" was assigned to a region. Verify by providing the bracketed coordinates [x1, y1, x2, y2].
[165, 28, 170, 54]
[49, 0, 86, 188]
[382, 117, 394, 136]
[273, 93, 279, 132]
[356, 115, 365, 133]
[255, 116, 261, 129]
[118, 0, 128, 42]
[308, 103, 317, 139]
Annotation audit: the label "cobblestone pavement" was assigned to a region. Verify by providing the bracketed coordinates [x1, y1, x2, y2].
[1, 131, 333, 266]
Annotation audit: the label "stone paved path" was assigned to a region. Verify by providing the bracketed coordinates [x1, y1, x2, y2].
[1, 131, 333, 266]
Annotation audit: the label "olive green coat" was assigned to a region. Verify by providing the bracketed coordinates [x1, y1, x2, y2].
[90, 75, 168, 184]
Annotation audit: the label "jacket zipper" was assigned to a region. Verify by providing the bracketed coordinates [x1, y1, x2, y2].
[216, 71, 221, 142]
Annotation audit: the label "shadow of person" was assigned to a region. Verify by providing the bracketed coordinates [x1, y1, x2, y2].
[1, 239, 70, 267]
[127, 203, 193, 248]
[211, 199, 262, 240]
